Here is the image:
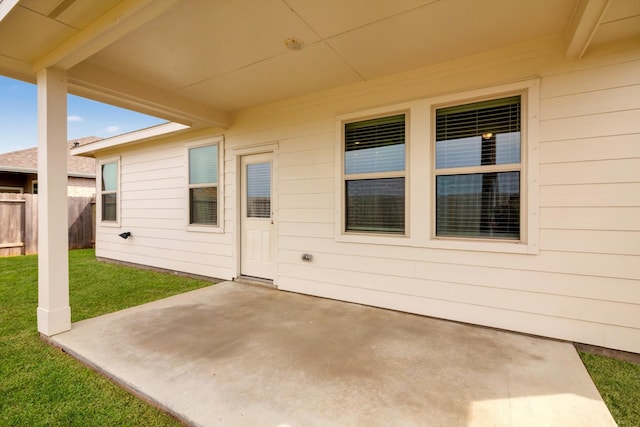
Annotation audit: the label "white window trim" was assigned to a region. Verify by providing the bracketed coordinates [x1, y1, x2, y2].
[427, 79, 539, 254]
[97, 157, 121, 227]
[335, 102, 416, 245]
[185, 136, 224, 233]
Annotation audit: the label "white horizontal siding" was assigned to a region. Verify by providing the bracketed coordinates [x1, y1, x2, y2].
[539, 229, 640, 255]
[278, 262, 639, 329]
[539, 109, 640, 142]
[279, 193, 334, 209]
[539, 134, 639, 163]
[96, 37, 640, 353]
[539, 84, 640, 120]
[279, 222, 334, 239]
[277, 248, 640, 304]
[279, 235, 640, 280]
[278, 208, 334, 224]
[540, 183, 640, 207]
[263, 38, 640, 352]
[97, 246, 232, 279]
[121, 188, 184, 200]
[540, 207, 640, 231]
[279, 178, 334, 196]
[540, 58, 640, 99]
[96, 137, 233, 281]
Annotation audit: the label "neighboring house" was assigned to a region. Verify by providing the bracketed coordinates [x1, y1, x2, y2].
[0, 138, 99, 196]
[1, 1, 638, 354]
[0, 138, 99, 255]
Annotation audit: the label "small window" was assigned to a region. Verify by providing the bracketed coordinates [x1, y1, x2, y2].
[434, 95, 521, 240]
[344, 114, 406, 234]
[246, 162, 271, 218]
[100, 161, 118, 222]
[188, 144, 218, 225]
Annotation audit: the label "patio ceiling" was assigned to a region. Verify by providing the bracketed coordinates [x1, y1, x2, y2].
[1, 0, 638, 128]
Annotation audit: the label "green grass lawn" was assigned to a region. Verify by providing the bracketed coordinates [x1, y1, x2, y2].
[579, 351, 640, 427]
[0, 249, 214, 426]
[1, 249, 638, 426]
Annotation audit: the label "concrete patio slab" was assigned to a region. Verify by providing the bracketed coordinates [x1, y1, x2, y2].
[50, 281, 615, 427]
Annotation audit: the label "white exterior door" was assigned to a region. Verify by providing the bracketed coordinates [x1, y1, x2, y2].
[240, 153, 275, 280]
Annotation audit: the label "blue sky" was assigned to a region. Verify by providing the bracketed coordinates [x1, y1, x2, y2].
[0, 75, 166, 154]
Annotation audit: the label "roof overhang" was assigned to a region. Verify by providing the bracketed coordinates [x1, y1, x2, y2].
[71, 121, 191, 157]
[1, 0, 638, 136]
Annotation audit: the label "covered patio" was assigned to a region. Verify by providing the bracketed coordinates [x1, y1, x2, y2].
[50, 281, 615, 426]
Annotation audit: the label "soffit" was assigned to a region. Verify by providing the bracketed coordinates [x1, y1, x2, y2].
[0, 0, 121, 64]
[590, 0, 640, 47]
[85, 0, 577, 112]
[323, 0, 576, 80]
[19, 0, 121, 28]
[0, 0, 636, 125]
[86, 0, 323, 91]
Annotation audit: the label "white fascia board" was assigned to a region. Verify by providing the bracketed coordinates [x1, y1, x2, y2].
[0, 166, 94, 178]
[71, 122, 191, 157]
[0, 165, 36, 174]
[0, 0, 19, 23]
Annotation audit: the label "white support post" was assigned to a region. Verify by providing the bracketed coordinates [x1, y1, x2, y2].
[36, 67, 71, 336]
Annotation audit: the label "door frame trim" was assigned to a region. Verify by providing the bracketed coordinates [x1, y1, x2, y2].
[231, 143, 279, 284]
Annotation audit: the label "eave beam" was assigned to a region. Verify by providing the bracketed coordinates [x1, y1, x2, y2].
[33, 0, 178, 71]
[565, 0, 612, 60]
[68, 62, 231, 128]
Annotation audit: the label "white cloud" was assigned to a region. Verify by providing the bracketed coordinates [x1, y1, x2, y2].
[105, 125, 120, 133]
[67, 115, 83, 122]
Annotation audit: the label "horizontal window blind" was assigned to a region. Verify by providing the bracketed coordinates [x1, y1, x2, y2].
[435, 95, 522, 240]
[190, 187, 217, 225]
[346, 144, 405, 174]
[101, 162, 117, 191]
[345, 114, 405, 151]
[345, 114, 405, 174]
[436, 96, 520, 142]
[436, 172, 520, 239]
[344, 113, 406, 235]
[189, 145, 218, 185]
[435, 132, 520, 169]
[247, 162, 271, 218]
[189, 144, 218, 225]
[101, 194, 117, 222]
[346, 178, 405, 233]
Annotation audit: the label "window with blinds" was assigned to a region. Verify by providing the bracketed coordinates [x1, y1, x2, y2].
[435, 96, 521, 240]
[344, 114, 406, 234]
[188, 144, 218, 225]
[246, 162, 271, 218]
[100, 161, 118, 222]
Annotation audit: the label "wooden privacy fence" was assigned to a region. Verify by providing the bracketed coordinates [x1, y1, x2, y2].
[0, 193, 95, 257]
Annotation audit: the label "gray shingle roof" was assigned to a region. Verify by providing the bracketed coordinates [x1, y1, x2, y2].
[0, 137, 100, 177]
